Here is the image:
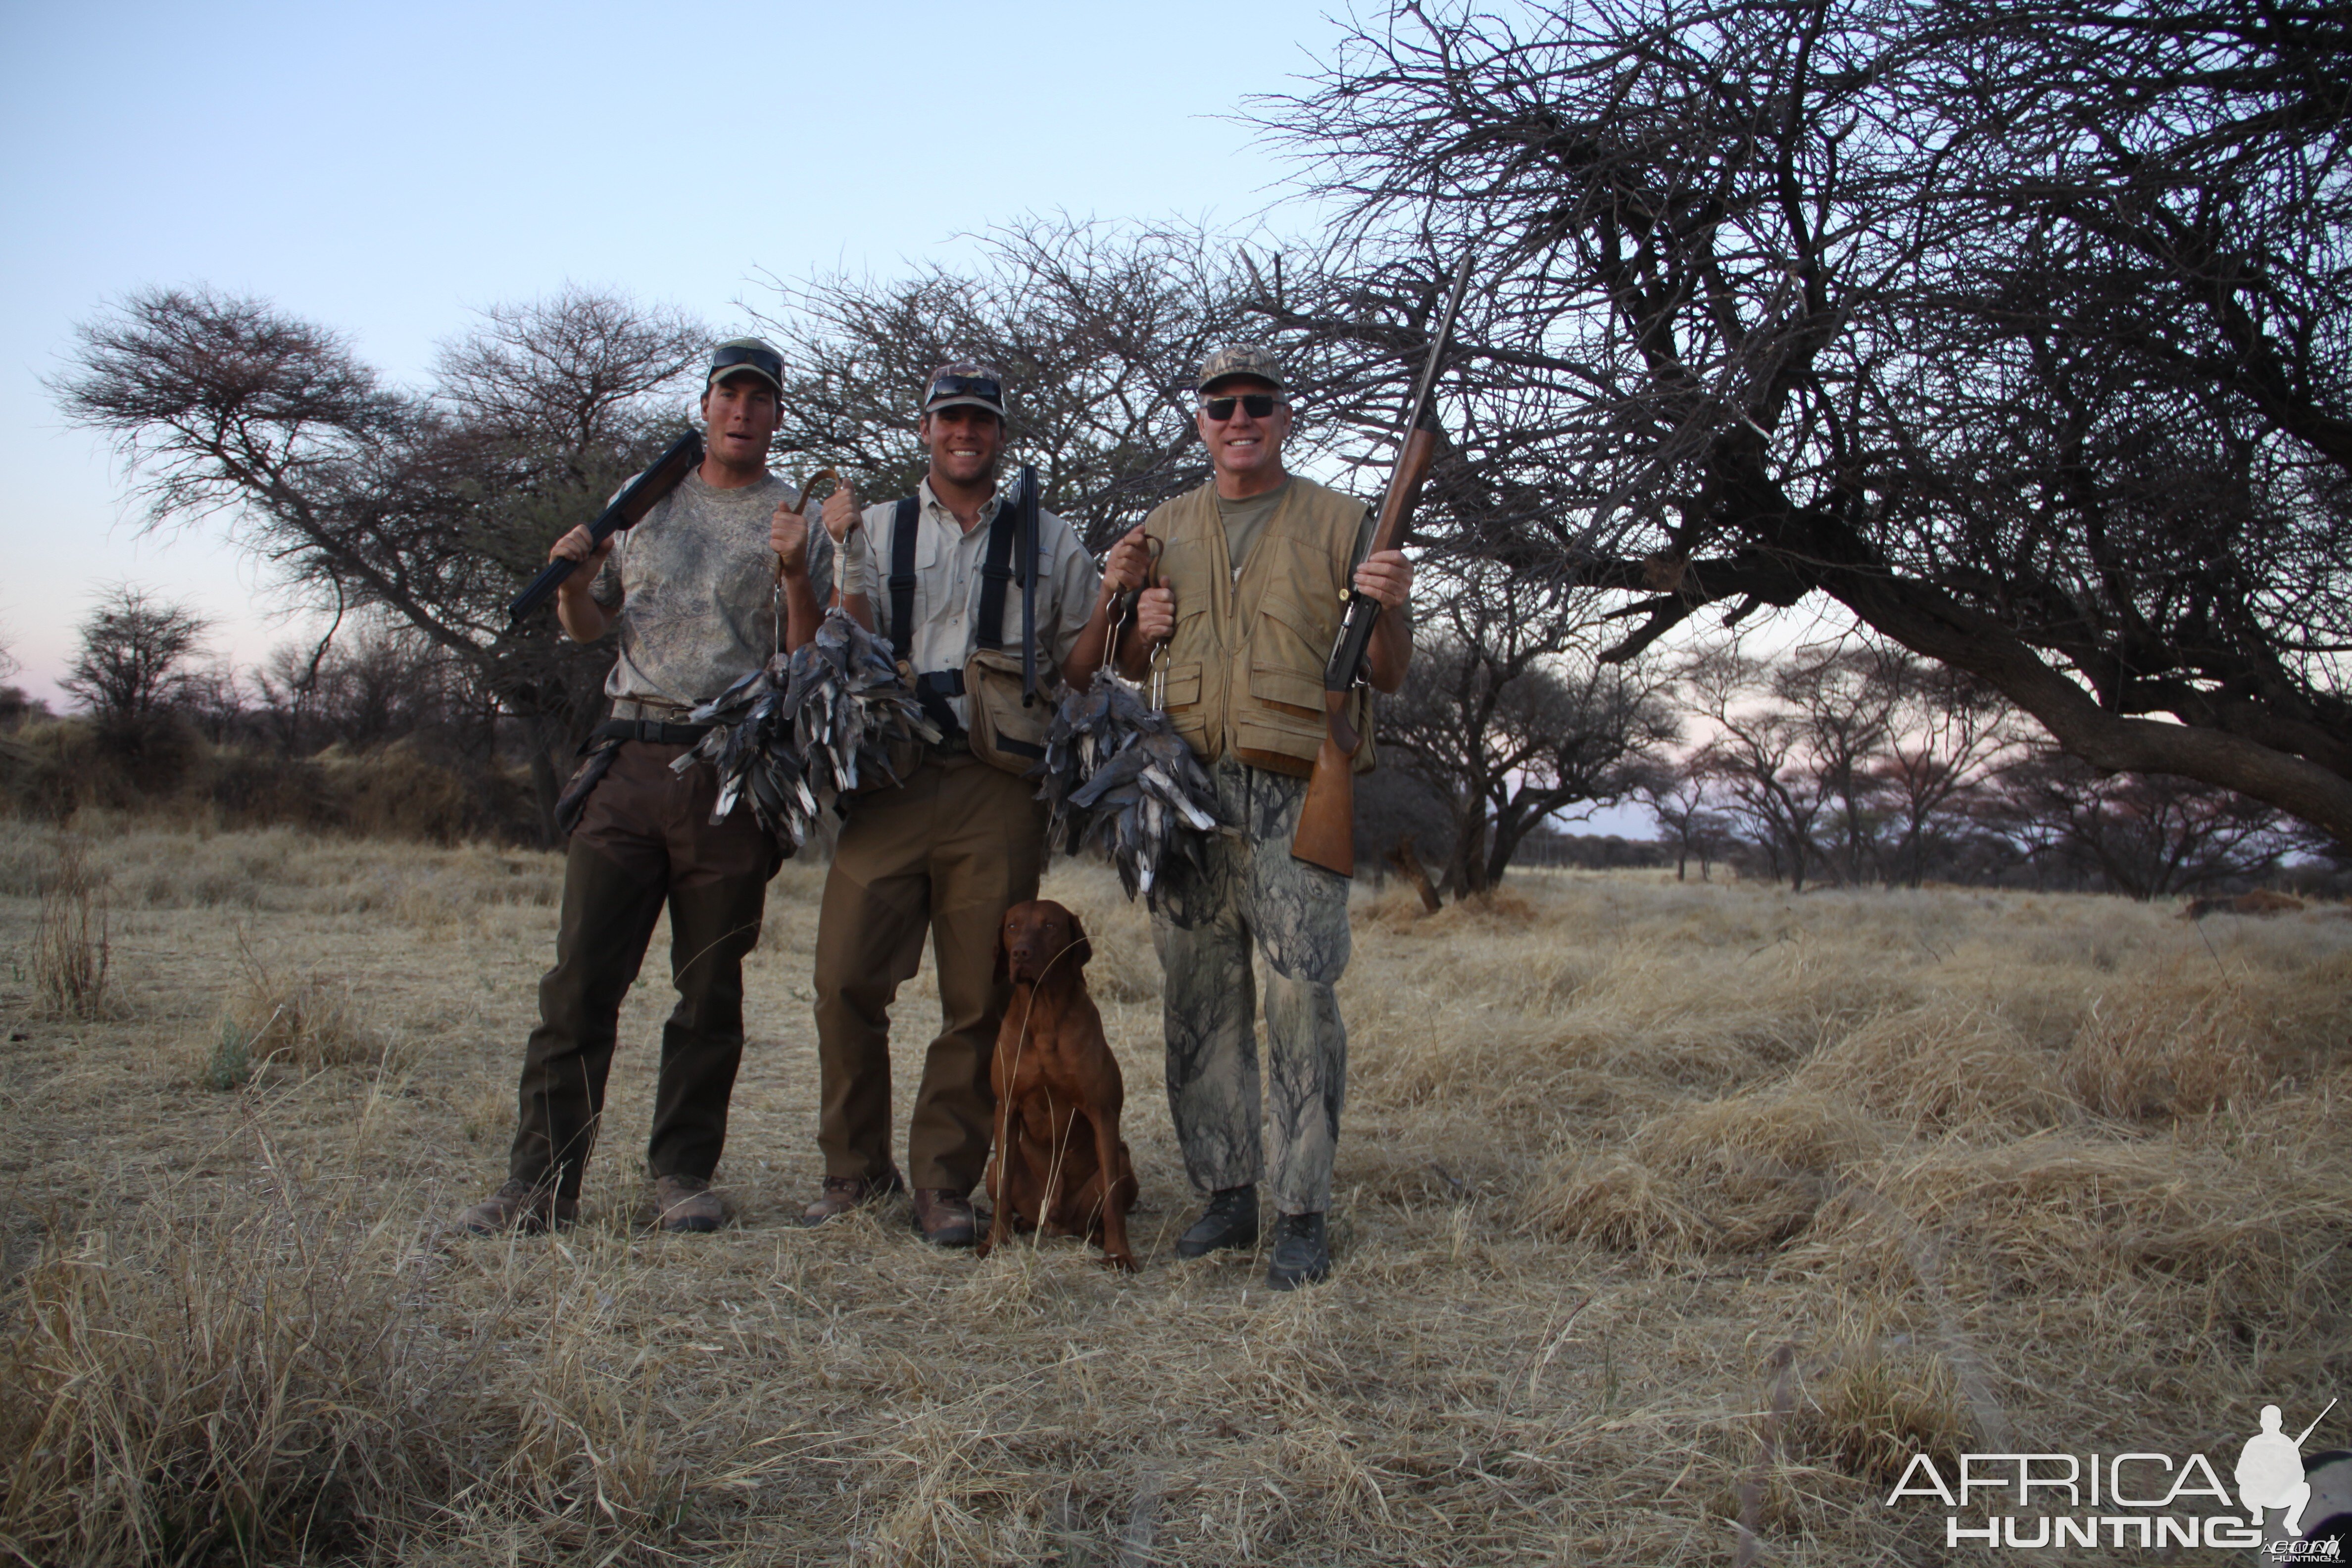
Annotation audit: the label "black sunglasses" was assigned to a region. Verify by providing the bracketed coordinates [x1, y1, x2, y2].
[1202, 393, 1283, 421]
[710, 343, 784, 383]
[927, 373, 1005, 406]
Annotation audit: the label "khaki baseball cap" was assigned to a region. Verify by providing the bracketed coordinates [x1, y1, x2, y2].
[1196, 343, 1286, 394]
[708, 338, 784, 395]
[922, 360, 1009, 419]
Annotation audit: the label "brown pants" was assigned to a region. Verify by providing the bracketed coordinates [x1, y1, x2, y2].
[508, 741, 775, 1199]
[813, 752, 1048, 1193]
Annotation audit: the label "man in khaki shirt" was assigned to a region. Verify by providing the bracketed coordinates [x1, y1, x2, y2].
[791, 361, 1151, 1244]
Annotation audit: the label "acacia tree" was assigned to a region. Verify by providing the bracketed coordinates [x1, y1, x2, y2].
[1677, 647, 1831, 889]
[52, 286, 706, 838]
[755, 217, 1284, 549]
[1633, 760, 1734, 881]
[1256, 0, 2352, 847]
[60, 585, 209, 723]
[1379, 562, 1676, 894]
[1870, 654, 2024, 887]
[1995, 748, 2287, 898]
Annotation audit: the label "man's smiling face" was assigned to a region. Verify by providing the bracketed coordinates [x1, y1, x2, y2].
[699, 372, 783, 469]
[1197, 375, 1291, 485]
[921, 403, 1006, 489]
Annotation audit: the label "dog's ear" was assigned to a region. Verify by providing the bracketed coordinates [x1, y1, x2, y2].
[1065, 911, 1092, 970]
[993, 924, 1011, 984]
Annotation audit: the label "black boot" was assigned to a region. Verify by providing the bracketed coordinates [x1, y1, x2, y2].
[1266, 1211, 1330, 1290]
[1176, 1185, 1260, 1259]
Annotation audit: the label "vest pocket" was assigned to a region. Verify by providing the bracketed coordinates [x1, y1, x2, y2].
[1248, 600, 1332, 722]
[1158, 662, 1208, 752]
[1160, 664, 1203, 709]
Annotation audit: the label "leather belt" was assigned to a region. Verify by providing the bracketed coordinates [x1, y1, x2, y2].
[594, 718, 713, 746]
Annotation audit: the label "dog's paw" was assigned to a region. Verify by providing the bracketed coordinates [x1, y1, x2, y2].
[1101, 1251, 1140, 1273]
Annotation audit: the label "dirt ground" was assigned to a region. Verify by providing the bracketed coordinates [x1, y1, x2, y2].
[2, 821, 2348, 1565]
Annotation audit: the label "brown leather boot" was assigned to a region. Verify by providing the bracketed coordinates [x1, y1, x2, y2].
[458, 1178, 578, 1236]
[911, 1188, 979, 1248]
[653, 1174, 726, 1233]
[800, 1166, 905, 1227]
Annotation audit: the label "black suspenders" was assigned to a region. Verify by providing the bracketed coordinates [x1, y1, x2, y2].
[884, 493, 1025, 738]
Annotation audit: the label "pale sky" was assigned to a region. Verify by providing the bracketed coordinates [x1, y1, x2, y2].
[1, 0, 1354, 702]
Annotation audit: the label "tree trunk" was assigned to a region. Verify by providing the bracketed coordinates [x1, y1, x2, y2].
[1384, 838, 1443, 914]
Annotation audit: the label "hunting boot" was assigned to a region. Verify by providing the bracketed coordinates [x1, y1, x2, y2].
[911, 1188, 979, 1247]
[801, 1166, 906, 1227]
[458, 1178, 578, 1236]
[653, 1174, 725, 1233]
[1176, 1184, 1260, 1259]
[1266, 1212, 1331, 1290]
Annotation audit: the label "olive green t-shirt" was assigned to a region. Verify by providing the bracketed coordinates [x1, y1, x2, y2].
[1216, 479, 1292, 582]
[1217, 476, 1379, 582]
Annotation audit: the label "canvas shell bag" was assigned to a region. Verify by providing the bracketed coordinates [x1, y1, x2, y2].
[961, 645, 1055, 775]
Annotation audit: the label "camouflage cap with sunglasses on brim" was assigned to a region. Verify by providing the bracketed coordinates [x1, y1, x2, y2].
[708, 337, 785, 395]
[922, 360, 1009, 420]
[1196, 343, 1287, 395]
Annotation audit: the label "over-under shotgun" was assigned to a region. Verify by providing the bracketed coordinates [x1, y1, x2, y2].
[1290, 252, 1474, 876]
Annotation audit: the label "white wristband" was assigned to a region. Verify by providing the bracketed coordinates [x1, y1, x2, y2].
[834, 532, 872, 598]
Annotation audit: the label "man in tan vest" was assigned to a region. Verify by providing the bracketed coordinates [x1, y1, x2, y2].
[1118, 345, 1413, 1287]
[798, 362, 1153, 1245]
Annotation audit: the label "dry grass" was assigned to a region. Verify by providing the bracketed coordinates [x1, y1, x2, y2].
[0, 831, 2348, 1564]
[31, 837, 108, 1019]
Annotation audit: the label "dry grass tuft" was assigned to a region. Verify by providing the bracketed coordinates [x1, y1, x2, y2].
[0, 1165, 443, 1566]
[1363, 884, 1540, 935]
[1810, 1131, 2310, 1298]
[32, 836, 109, 1019]
[1794, 1004, 2066, 1134]
[2061, 979, 2282, 1119]
[225, 957, 393, 1075]
[1531, 1088, 1877, 1253]
[1785, 1323, 1971, 1489]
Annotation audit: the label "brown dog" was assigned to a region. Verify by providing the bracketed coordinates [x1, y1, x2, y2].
[978, 900, 1138, 1270]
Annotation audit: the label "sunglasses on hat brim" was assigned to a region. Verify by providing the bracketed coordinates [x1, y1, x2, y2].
[1201, 393, 1284, 421]
[710, 343, 784, 385]
[925, 373, 1006, 409]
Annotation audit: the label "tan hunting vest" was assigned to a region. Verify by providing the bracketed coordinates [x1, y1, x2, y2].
[1142, 476, 1377, 779]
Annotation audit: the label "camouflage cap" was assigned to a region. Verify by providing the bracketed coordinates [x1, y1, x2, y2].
[922, 360, 1008, 420]
[707, 337, 784, 395]
[1196, 343, 1287, 394]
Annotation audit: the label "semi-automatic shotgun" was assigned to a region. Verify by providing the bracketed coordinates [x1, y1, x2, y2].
[506, 429, 706, 625]
[1290, 252, 1474, 876]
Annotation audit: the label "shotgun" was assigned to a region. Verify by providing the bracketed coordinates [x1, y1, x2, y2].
[1290, 251, 1474, 876]
[1018, 463, 1040, 706]
[506, 429, 706, 625]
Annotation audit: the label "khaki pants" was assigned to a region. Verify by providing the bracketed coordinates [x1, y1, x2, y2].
[812, 752, 1049, 1193]
[1151, 760, 1353, 1216]
[508, 741, 775, 1199]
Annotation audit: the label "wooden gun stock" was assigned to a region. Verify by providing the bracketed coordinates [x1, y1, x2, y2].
[1289, 425, 1440, 878]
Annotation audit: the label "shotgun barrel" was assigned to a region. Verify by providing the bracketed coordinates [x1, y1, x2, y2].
[1290, 252, 1473, 876]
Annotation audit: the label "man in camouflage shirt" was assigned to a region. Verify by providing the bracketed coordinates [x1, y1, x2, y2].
[459, 338, 842, 1237]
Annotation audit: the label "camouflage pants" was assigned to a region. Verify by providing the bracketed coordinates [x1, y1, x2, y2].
[1151, 760, 1352, 1217]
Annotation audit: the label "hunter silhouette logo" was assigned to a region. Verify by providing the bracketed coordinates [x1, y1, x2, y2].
[1882, 1396, 2347, 1552]
[2240, 1400, 2333, 1539]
